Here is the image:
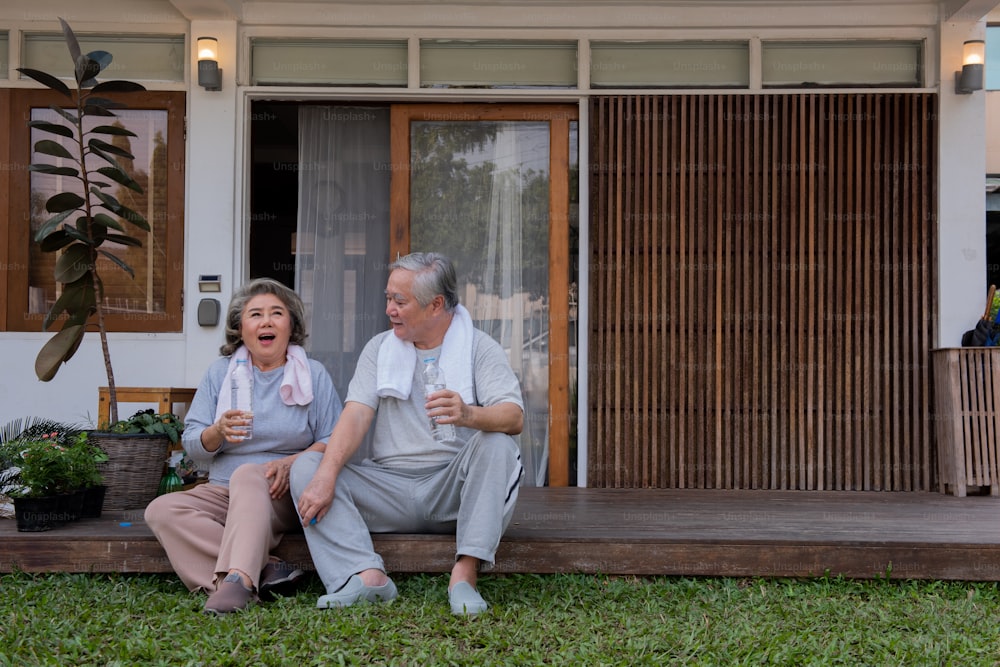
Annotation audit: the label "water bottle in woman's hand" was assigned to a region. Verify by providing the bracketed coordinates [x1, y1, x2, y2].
[231, 359, 254, 439]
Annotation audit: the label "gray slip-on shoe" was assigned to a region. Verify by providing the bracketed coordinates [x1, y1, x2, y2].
[317, 574, 397, 609]
[449, 581, 488, 616]
[204, 572, 257, 615]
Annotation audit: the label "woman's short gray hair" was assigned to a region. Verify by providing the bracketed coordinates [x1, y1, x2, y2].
[390, 252, 459, 311]
[220, 278, 308, 356]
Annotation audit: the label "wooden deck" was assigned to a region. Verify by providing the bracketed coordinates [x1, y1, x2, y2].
[3, 488, 1000, 581]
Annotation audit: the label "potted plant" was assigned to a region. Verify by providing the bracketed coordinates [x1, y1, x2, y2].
[0, 426, 97, 531]
[89, 409, 184, 511]
[17, 18, 148, 425]
[66, 432, 109, 518]
[107, 409, 184, 443]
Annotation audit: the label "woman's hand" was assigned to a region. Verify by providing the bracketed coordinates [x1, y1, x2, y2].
[264, 455, 295, 499]
[214, 409, 254, 444]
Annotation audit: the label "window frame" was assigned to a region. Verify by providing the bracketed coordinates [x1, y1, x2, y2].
[3, 88, 186, 333]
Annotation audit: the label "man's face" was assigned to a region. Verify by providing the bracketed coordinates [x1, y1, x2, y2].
[385, 269, 437, 347]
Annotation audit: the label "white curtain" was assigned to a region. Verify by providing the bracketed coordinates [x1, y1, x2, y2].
[295, 106, 391, 406]
[409, 121, 550, 486]
[472, 124, 549, 486]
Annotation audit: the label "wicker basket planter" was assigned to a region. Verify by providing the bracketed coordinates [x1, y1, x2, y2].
[89, 432, 171, 511]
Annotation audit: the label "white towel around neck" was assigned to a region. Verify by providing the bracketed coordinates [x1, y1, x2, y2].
[376, 304, 475, 404]
[214, 344, 314, 421]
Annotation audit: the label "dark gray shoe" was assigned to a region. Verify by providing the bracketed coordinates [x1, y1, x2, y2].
[259, 559, 305, 601]
[204, 572, 256, 615]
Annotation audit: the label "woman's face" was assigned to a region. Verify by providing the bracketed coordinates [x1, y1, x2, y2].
[240, 293, 293, 371]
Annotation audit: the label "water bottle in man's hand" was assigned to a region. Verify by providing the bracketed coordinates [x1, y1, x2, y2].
[422, 357, 456, 443]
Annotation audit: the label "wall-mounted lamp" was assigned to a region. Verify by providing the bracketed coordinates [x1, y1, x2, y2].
[197, 36, 222, 91]
[955, 39, 985, 94]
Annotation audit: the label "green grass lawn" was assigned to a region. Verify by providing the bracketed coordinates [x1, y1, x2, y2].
[1, 572, 999, 666]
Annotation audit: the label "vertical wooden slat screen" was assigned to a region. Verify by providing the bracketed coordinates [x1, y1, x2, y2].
[589, 94, 937, 491]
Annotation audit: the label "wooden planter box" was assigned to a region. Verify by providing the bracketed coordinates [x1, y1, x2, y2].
[931, 348, 1000, 496]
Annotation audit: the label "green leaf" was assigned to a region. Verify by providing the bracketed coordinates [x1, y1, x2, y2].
[75, 54, 102, 88]
[54, 244, 92, 283]
[88, 124, 138, 137]
[27, 121, 74, 138]
[92, 212, 125, 232]
[96, 166, 142, 192]
[82, 105, 117, 118]
[45, 192, 85, 214]
[86, 216, 107, 246]
[88, 138, 135, 159]
[34, 140, 75, 160]
[92, 81, 146, 94]
[91, 190, 149, 230]
[105, 233, 143, 248]
[88, 145, 126, 169]
[48, 105, 78, 125]
[35, 323, 86, 381]
[59, 18, 83, 66]
[90, 188, 121, 211]
[116, 204, 149, 231]
[15, 68, 72, 97]
[37, 229, 75, 253]
[34, 210, 74, 242]
[43, 279, 95, 331]
[97, 249, 134, 278]
[82, 97, 126, 110]
[29, 164, 79, 177]
[85, 51, 112, 73]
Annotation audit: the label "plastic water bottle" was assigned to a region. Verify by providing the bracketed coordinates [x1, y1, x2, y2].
[422, 357, 456, 443]
[231, 358, 254, 439]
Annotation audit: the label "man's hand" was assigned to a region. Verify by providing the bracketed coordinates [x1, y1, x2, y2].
[426, 389, 523, 435]
[424, 387, 465, 426]
[296, 472, 336, 527]
[294, 401, 375, 526]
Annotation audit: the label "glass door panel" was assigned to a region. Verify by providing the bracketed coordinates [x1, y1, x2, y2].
[392, 104, 577, 486]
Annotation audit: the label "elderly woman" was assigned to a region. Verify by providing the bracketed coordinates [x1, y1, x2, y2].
[145, 278, 341, 615]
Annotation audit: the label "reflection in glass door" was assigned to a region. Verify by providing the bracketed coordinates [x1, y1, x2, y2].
[392, 104, 578, 486]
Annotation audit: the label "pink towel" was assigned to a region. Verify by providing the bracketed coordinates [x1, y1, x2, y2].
[215, 344, 314, 421]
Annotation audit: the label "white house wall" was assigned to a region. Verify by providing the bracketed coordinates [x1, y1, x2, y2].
[0, 0, 991, 442]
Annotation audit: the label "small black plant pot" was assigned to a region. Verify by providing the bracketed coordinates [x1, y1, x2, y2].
[60, 489, 85, 523]
[13, 495, 64, 532]
[80, 485, 107, 519]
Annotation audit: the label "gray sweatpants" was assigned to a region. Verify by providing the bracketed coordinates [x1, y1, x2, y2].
[289, 431, 524, 594]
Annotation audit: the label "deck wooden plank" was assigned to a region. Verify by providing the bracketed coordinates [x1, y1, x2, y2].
[3, 488, 999, 580]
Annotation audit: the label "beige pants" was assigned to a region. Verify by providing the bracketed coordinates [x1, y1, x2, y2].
[144, 463, 301, 592]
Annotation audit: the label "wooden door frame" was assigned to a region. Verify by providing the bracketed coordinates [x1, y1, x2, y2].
[389, 103, 577, 486]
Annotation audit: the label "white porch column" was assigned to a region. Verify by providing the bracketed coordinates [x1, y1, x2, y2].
[185, 19, 239, 384]
[938, 21, 988, 346]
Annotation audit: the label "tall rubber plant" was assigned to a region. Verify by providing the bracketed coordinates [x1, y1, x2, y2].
[18, 18, 148, 424]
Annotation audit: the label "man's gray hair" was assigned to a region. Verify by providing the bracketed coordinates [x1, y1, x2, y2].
[390, 252, 459, 311]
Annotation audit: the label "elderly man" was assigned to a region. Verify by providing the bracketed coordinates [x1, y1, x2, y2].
[291, 252, 524, 615]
